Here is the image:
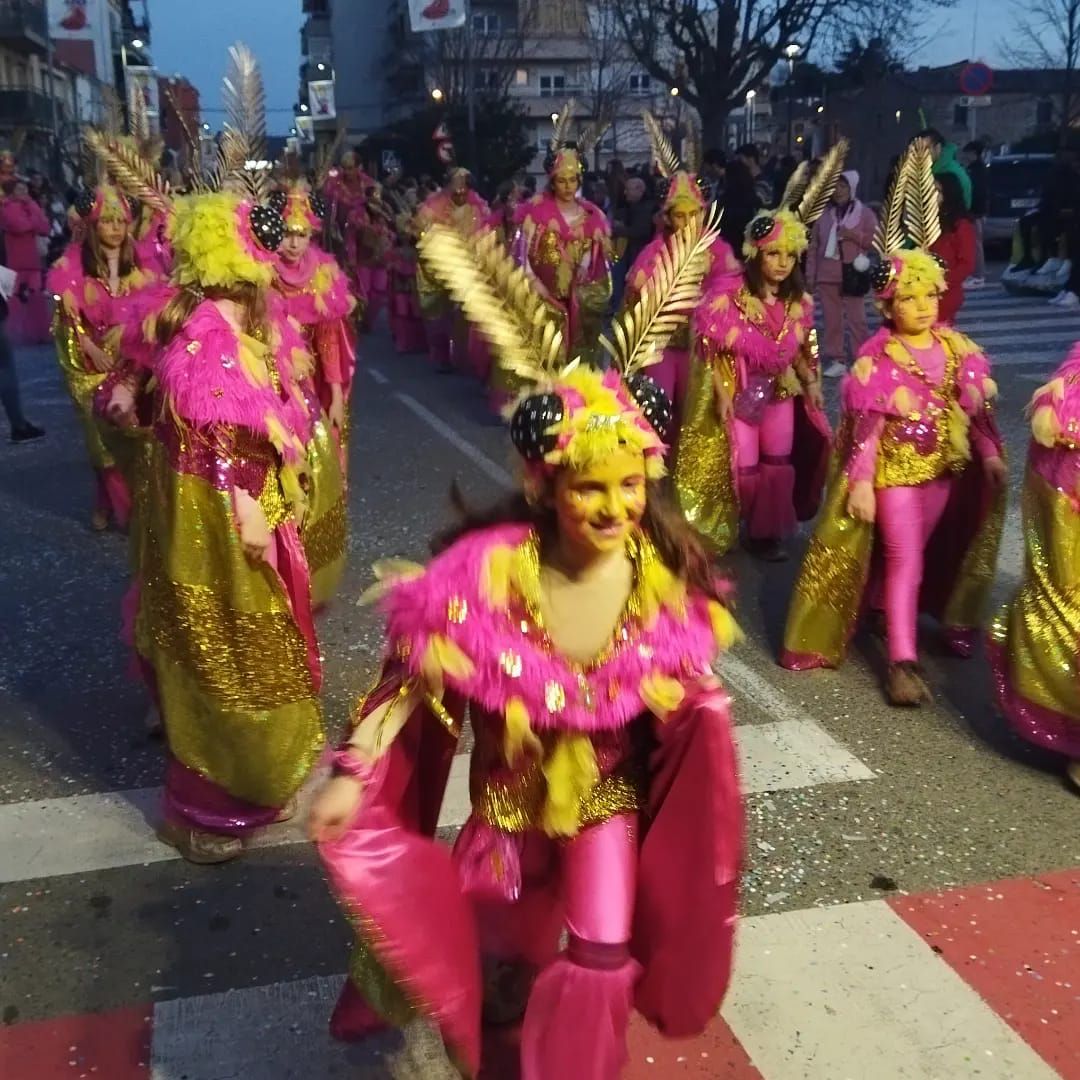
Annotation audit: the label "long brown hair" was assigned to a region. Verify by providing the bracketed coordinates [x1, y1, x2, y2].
[81, 222, 135, 281]
[155, 281, 269, 348]
[743, 252, 806, 302]
[431, 478, 727, 603]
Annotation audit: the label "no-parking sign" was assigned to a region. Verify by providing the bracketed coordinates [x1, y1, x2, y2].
[959, 62, 994, 96]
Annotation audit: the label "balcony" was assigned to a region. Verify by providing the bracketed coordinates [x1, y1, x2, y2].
[0, 0, 48, 54]
[301, 59, 333, 84]
[0, 88, 53, 128]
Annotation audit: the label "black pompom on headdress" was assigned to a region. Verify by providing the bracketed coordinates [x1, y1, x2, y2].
[73, 189, 97, 219]
[267, 189, 288, 214]
[308, 191, 328, 221]
[249, 203, 285, 252]
[625, 373, 673, 443]
[870, 259, 894, 295]
[748, 215, 777, 243]
[509, 393, 564, 461]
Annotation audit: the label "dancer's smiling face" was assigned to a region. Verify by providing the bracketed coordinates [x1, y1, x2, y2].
[551, 447, 647, 558]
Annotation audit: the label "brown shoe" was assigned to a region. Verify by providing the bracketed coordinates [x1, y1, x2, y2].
[272, 797, 298, 824]
[1066, 761, 1080, 793]
[885, 661, 932, 707]
[157, 820, 242, 864]
[90, 508, 109, 532]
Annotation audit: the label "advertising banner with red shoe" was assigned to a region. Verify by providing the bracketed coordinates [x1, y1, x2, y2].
[308, 80, 337, 121]
[408, 0, 467, 32]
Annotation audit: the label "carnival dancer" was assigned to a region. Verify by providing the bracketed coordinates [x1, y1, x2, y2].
[47, 183, 156, 530]
[515, 102, 612, 366]
[384, 185, 427, 355]
[1, 176, 51, 345]
[673, 144, 846, 560]
[989, 341, 1080, 790]
[354, 183, 394, 333]
[271, 182, 356, 608]
[133, 46, 325, 863]
[781, 140, 1006, 706]
[311, 213, 742, 1080]
[414, 167, 489, 371]
[623, 114, 741, 445]
[323, 149, 374, 304]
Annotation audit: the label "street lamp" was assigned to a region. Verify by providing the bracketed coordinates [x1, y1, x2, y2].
[783, 43, 802, 154]
[300, 103, 308, 113]
[130, 37, 144, 49]
[317, 63, 326, 72]
[431, 87, 444, 102]
[550, 111, 559, 122]
[669, 86, 679, 97]
[745, 88, 756, 144]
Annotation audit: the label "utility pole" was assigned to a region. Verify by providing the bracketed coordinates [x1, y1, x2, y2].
[46, 13, 60, 183]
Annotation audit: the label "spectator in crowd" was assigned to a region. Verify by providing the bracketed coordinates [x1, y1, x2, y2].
[806, 170, 877, 377]
[930, 171, 977, 323]
[736, 142, 774, 206]
[701, 148, 726, 205]
[772, 154, 800, 208]
[0, 178, 51, 345]
[605, 157, 627, 212]
[719, 157, 761, 254]
[916, 128, 972, 210]
[610, 175, 657, 310]
[961, 140, 987, 287]
[0, 290, 44, 442]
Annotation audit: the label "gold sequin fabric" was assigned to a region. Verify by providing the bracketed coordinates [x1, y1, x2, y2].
[673, 348, 740, 553]
[52, 310, 114, 470]
[346, 917, 416, 1028]
[301, 406, 348, 606]
[875, 410, 957, 488]
[990, 467, 1080, 722]
[135, 449, 324, 807]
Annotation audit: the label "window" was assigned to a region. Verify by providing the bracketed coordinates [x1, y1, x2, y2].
[539, 74, 566, 97]
[472, 12, 500, 35]
[629, 73, 651, 97]
[514, 68, 528, 86]
[473, 69, 500, 91]
[952, 103, 968, 129]
[1036, 98, 1054, 126]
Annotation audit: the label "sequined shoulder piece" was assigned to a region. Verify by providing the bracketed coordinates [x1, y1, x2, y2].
[380, 523, 736, 734]
[1029, 343, 1080, 449]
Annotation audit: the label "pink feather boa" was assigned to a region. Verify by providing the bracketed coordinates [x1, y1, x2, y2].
[693, 277, 815, 377]
[630, 232, 741, 298]
[155, 300, 313, 460]
[842, 325, 993, 420]
[1028, 342, 1080, 442]
[380, 523, 726, 735]
[273, 245, 355, 324]
[46, 244, 154, 332]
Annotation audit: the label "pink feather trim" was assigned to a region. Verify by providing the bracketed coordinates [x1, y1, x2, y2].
[274, 246, 355, 323]
[1028, 342, 1080, 442]
[381, 523, 723, 735]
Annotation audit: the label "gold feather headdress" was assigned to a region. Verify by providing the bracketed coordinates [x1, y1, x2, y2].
[418, 204, 723, 476]
[743, 138, 849, 259]
[870, 137, 945, 298]
[642, 111, 707, 213]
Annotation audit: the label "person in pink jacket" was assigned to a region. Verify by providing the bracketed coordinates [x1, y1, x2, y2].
[806, 170, 877, 378]
[0, 180, 51, 344]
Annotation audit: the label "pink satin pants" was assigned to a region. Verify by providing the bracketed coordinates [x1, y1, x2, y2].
[876, 478, 951, 663]
[520, 813, 641, 1080]
[94, 466, 131, 528]
[734, 397, 796, 540]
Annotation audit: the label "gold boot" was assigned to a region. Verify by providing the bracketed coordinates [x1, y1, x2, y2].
[885, 661, 932, 707]
[157, 820, 242, 865]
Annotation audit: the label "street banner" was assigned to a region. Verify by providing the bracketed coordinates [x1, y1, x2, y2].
[295, 115, 314, 143]
[126, 66, 161, 132]
[308, 80, 336, 120]
[408, 0, 467, 32]
[50, 0, 98, 39]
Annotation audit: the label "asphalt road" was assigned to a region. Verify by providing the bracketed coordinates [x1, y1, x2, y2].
[0, 277, 1077, 1079]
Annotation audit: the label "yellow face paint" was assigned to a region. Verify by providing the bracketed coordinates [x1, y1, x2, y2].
[552, 446, 647, 557]
[890, 279, 941, 336]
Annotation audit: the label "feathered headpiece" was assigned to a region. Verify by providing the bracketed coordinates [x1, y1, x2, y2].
[73, 183, 133, 225]
[418, 204, 723, 485]
[643, 111, 706, 214]
[870, 138, 946, 300]
[86, 43, 285, 286]
[742, 138, 849, 259]
[270, 181, 327, 234]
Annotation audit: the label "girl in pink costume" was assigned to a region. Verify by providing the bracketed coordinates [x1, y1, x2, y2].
[415, 168, 490, 370]
[1, 179, 51, 344]
[674, 146, 848, 560]
[989, 341, 1080, 791]
[270, 183, 356, 608]
[47, 185, 156, 530]
[311, 216, 741, 1079]
[515, 138, 612, 367]
[385, 187, 427, 355]
[782, 141, 1006, 706]
[323, 150, 374, 303]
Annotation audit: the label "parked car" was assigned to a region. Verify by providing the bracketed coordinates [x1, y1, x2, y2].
[984, 154, 1055, 245]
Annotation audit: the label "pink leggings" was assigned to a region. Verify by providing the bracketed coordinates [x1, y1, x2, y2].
[876, 478, 951, 663]
[734, 397, 796, 540]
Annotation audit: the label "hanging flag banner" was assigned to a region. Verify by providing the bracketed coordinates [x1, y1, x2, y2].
[295, 115, 315, 143]
[126, 66, 161, 132]
[408, 0, 467, 33]
[50, 0, 98, 39]
[308, 80, 337, 120]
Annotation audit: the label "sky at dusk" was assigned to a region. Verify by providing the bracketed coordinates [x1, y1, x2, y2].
[146, 0, 303, 136]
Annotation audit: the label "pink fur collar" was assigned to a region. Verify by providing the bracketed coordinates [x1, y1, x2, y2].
[380, 524, 727, 734]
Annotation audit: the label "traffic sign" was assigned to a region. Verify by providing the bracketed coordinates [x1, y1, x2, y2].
[959, 62, 993, 96]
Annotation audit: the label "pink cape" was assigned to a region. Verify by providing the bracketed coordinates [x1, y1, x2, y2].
[318, 678, 742, 1074]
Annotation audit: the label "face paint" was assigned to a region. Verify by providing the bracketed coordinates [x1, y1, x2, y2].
[890, 279, 941, 336]
[552, 446, 647, 558]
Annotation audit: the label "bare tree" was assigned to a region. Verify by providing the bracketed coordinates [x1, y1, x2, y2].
[1001, 0, 1080, 133]
[608, 0, 952, 146]
[581, 2, 642, 167]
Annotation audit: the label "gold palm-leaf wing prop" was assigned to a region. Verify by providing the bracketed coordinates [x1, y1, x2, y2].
[418, 224, 563, 383]
[903, 138, 941, 250]
[550, 99, 576, 153]
[220, 43, 268, 200]
[576, 116, 610, 167]
[162, 84, 207, 192]
[642, 111, 680, 180]
[602, 203, 723, 379]
[796, 137, 849, 225]
[873, 150, 911, 256]
[82, 128, 172, 216]
[778, 160, 810, 210]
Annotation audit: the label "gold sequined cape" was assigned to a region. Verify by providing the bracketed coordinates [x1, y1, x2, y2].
[300, 392, 347, 608]
[134, 438, 324, 808]
[52, 306, 115, 470]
